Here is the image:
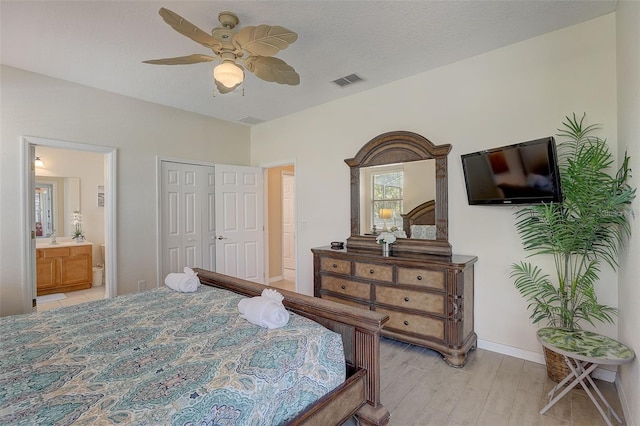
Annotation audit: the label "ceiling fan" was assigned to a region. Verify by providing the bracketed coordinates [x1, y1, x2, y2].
[143, 7, 300, 94]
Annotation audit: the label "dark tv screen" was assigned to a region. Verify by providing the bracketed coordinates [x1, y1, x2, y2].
[461, 137, 562, 205]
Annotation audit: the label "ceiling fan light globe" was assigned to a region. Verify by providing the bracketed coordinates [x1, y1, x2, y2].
[214, 62, 244, 88]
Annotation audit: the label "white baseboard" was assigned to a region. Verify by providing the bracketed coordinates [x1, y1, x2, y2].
[477, 338, 545, 364]
[268, 275, 283, 284]
[477, 338, 616, 383]
[615, 376, 634, 426]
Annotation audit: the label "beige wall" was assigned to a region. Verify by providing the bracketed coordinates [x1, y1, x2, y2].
[267, 165, 295, 280]
[252, 12, 640, 414]
[251, 14, 621, 359]
[0, 66, 251, 316]
[616, 1, 640, 423]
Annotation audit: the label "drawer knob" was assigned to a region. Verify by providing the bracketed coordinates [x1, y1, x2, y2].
[404, 297, 410, 302]
[341, 285, 346, 290]
[404, 320, 409, 326]
[417, 275, 423, 280]
[369, 269, 375, 274]
[332, 263, 338, 268]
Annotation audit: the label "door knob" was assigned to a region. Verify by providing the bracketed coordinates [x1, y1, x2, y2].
[217, 236, 227, 240]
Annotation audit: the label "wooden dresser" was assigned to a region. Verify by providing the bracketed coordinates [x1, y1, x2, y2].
[36, 244, 93, 295]
[312, 246, 477, 366]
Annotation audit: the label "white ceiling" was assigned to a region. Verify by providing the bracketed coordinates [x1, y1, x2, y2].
[1, 1, 616, 126]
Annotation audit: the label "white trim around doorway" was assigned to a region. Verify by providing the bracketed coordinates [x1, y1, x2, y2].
[260, 159, 298, 292]
[22, 136, 117, 313]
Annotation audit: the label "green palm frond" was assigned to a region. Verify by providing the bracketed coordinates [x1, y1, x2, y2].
[511, 113, 635, 330]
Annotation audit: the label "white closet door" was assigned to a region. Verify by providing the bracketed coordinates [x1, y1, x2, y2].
[215, 164, 264, 283]
[161, 162, 215, 279]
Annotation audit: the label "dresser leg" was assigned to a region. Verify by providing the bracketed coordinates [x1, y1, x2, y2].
[443, 352, 468, 367]
[442, 333, 477, 367]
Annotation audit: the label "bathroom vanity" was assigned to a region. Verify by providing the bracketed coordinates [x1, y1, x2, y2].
[36, 242, 93, 295]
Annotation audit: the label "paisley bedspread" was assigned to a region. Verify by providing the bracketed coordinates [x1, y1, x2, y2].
[0, 285, 346, 425]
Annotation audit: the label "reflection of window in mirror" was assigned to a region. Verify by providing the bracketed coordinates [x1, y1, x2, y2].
[360, 160, 436, 236]
[35, 184, 54, 237]
[372, 168, 403, 231]
[35, 177, 80, 237]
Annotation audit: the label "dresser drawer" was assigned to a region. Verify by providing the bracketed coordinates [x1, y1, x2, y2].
[397, 267, 445, 290]
[320, 257, 351, 275]
[376, 307, 445, 341]
[354, 262, 393, 283]
[375, 287, 445, 315]
[322, 294, 371, 311]
[321, 276, 371, 300]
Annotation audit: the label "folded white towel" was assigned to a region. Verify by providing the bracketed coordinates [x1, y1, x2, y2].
[238, 288, 290, 329]
[164, 267, 199, 293]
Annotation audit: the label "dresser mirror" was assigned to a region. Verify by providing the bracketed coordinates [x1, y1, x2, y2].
[345, 131, 452, 256]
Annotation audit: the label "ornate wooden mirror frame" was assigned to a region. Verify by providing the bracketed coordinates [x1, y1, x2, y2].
[345, 130, 453, 256]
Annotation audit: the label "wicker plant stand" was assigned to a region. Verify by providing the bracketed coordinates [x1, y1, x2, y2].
[543, 346, 571, 383]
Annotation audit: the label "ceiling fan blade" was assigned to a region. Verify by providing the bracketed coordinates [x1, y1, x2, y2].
[158, 7, 221, 51]
[245, 56, 300, 86]
[233, 25, 298, 57]
[143, 54, 216, 65]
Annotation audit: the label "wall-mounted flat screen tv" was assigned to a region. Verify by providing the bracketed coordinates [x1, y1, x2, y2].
[461, 137, 563, 205]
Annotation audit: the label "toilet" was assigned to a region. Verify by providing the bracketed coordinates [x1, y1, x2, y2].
[92, 266, 104, 287]
[92, 242, 105, 287]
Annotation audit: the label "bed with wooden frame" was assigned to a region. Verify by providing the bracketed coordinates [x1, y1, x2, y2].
[0, 270, 389, 426]
[196, 270, 390, 425]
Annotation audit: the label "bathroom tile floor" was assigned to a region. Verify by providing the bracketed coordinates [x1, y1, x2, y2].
[36, 285, 106, 311]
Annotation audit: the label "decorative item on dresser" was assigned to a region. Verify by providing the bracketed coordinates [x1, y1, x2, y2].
[314, 130, 478, 367]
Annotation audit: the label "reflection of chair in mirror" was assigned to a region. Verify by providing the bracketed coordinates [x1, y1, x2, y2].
[35, 222, 43, 237]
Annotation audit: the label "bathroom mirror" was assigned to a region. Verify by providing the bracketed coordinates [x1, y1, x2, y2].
[35, 177, 80, 238]
[345, 131, 452, 256]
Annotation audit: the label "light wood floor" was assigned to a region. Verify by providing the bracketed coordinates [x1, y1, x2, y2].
[36, 285, 625, 426]
[376, 338, 625, 426]
[270, 267, 296, 292]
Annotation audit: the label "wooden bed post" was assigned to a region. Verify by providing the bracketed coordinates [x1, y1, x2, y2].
[354, 330, 390, 425]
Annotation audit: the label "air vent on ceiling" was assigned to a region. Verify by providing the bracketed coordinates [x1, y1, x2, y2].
[238, 116, 265, 125]
[331, 73, 365, 87]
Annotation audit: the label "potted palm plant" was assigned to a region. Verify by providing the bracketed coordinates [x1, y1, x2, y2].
[511, 113, 636, 382]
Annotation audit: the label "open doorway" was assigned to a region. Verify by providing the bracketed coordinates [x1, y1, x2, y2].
[265, 164, 296, 292]
[22, 136, 117, 313]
